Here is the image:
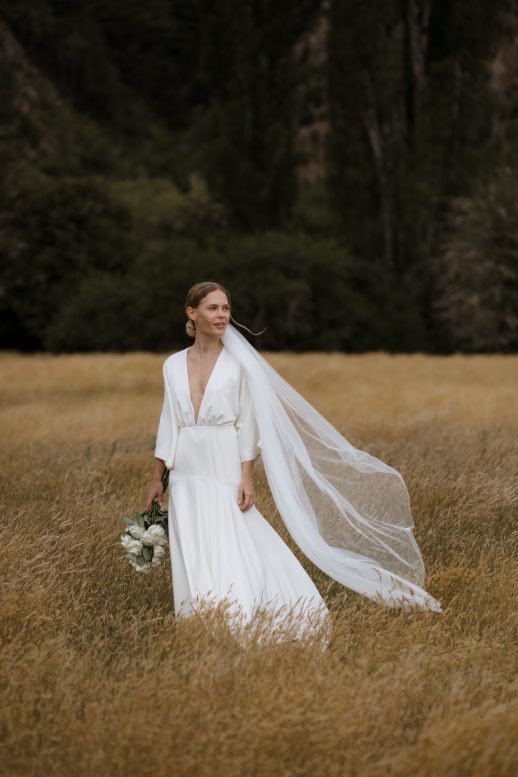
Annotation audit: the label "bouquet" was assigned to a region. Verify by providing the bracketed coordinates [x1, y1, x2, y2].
[120, 469, 170, 572]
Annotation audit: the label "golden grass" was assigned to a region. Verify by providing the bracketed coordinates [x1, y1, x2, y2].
[1, 350, 517, 777]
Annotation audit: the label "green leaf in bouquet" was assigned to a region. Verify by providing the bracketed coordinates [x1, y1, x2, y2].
[149, 501, 161, 520]
[135, 555, 148, 568]
[154, 516, 168, 536]
[142, 546, 153, 562]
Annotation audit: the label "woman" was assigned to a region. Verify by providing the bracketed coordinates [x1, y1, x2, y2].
[147, 282, 442, 641]
[146, 282, 331, 641]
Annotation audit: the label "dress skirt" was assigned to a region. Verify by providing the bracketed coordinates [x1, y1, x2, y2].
[168, 424, 330, 641]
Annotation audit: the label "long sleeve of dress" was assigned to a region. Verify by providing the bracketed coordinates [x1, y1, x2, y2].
[236, 368, 260, 462]
[154, 361, 179, 470]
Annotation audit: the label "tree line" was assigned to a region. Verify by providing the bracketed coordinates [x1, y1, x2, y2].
[0, 0, 516, 353]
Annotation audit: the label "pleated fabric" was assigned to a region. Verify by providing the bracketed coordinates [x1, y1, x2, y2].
[168, 424, 331, 643]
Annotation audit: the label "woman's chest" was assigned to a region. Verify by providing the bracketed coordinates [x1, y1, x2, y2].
[167, 348, 241, 426]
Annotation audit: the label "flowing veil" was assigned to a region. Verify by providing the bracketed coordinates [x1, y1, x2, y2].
[221, 323, 442, 613]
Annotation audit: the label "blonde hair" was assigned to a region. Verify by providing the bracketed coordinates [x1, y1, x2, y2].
[184, 281, 267, 337]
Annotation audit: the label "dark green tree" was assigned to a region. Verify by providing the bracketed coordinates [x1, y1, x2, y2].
[0, 166, 133, 349]
[326, 0, 506, 350]
[199, 0, 322, 229]
[433, 165, 518, 353]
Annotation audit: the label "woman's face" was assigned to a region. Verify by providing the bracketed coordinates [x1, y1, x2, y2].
[188, 290, 230, 336]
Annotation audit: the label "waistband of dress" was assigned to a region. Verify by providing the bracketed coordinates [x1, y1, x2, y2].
[179, 422, 236, 432]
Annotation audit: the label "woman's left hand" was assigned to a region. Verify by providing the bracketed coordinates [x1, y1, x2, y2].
[237, 478, 255, 512]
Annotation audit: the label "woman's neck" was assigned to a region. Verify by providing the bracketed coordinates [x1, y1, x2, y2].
[189, 334, 223, 357]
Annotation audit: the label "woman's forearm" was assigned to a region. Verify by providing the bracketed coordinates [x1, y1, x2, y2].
[151, 456, 167, 483]
[145, 457, 167, 510]
[241, 459, 255, 482]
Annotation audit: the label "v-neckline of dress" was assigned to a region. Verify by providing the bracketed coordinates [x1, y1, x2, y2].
[184, 345, 225, 425]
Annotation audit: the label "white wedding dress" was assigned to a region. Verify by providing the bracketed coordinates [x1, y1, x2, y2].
[154, 344, 331, 641]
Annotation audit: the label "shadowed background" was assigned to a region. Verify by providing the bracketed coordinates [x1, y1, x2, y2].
[0, 0, 517, 354]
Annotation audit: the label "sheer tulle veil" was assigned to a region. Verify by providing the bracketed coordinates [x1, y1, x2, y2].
[221, 322, 442, 613]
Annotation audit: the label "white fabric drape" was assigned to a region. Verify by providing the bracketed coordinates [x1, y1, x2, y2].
[221, 323, 442, 613]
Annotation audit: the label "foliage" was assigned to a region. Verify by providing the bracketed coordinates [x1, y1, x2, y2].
[199, 0, 322, 229]
[41, 229, 383, 353]
[326, 0, 508, 352]
[0, 165, 133, 349]
[108, 175, 228, 242]
[433, 166, 518, 352]
[203, 231, 375, 351]
[0, 1, 516, 353]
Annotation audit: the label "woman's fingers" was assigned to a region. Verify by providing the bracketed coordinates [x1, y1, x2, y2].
[145, 487, 162, 512]
[243, 491, 255, 511]
[237, 482, 255, 511]
[237, 487, 247, 511]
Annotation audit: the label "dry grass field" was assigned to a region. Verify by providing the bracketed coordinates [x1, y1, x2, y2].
[1, 349, 517, 777]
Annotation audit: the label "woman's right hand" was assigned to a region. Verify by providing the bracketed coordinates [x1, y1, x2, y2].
[146, 480, 164, 511]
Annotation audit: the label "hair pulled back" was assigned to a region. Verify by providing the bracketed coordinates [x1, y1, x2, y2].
[184, 281, 266, 338]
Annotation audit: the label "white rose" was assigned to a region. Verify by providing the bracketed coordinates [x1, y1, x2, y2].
[120, 534, 134, 549]
[126, 539, 143, 556]
[147, 525, 167, 545]
[140, 530, 154, 547]
[153, 545, 166, 560]
[128, 524, 144, 539]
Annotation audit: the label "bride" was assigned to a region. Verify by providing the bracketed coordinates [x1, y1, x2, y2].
[146, 281, 442, 641]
